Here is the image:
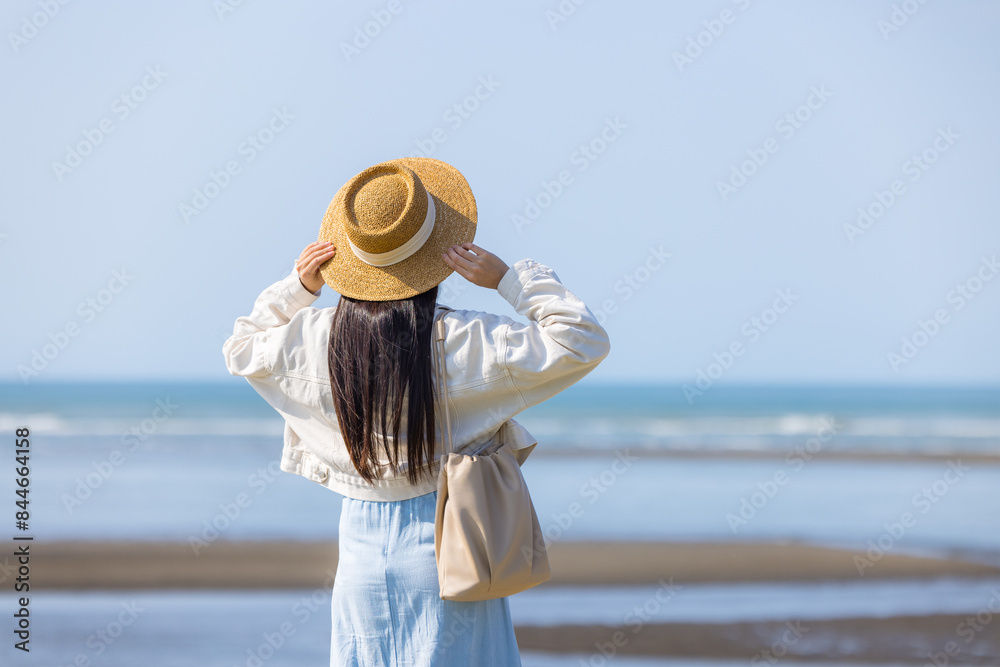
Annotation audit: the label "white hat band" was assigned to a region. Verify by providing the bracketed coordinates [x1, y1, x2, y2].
[347, 192, 436, 267]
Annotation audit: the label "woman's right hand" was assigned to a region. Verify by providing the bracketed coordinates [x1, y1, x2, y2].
[442, 243, 510, 290]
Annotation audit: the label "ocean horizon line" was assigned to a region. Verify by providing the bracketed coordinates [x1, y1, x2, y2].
[3, 378, 1000, 389]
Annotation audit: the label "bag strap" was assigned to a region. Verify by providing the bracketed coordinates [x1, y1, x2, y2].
[433, 306, 454, 457]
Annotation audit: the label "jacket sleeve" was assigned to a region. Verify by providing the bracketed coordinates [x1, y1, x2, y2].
[495, 258, 611, 410]
[222, 262, 322, 378]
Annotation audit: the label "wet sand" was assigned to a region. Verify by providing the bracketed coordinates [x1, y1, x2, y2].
[19, 539, 1000, 663]
[514, 615, 1000, 663]
[25, 539, 1000, 590]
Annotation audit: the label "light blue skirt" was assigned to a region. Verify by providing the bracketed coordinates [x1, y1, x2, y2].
[330, 489, 523, 666]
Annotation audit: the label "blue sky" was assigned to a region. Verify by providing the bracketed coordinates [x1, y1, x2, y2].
[2, 0, 998, 385]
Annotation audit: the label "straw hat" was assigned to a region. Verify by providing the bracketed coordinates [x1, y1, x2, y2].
[317, 157, 477, 301]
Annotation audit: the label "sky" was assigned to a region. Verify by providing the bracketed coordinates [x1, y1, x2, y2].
[1, 0, 998, 386]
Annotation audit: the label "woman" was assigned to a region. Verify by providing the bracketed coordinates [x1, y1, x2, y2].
[222, 157, 611, 666]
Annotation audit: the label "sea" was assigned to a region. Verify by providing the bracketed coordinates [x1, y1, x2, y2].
[0, 381, 998, 666]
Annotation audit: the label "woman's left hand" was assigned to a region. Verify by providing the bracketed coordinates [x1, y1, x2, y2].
[296, 241, 336, 294]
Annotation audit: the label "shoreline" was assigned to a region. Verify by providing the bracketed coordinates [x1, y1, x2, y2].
[514, 614, 999, 662]
[22, 539, 1000, 590]
[529, 447, 1000, 464]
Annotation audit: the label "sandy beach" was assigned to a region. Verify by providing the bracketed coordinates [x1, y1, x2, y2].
[514, 615, 1000, 663]
[21, 539, 1000, 663]
[29, 539, 1000, 589]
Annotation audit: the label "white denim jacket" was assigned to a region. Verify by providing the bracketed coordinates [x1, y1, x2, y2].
[222, 257, 611, 501]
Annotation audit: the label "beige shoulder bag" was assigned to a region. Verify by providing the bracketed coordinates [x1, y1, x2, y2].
[431, 306, 551, 601]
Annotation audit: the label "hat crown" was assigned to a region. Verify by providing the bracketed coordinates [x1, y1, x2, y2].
[344, 164, 430, 254]
[317, 156, 477, 300]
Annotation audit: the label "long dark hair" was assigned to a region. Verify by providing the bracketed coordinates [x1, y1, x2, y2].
[327, 286, 439, 485]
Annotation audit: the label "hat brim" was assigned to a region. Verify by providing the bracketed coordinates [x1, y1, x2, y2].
[317, 157, 477, 301]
